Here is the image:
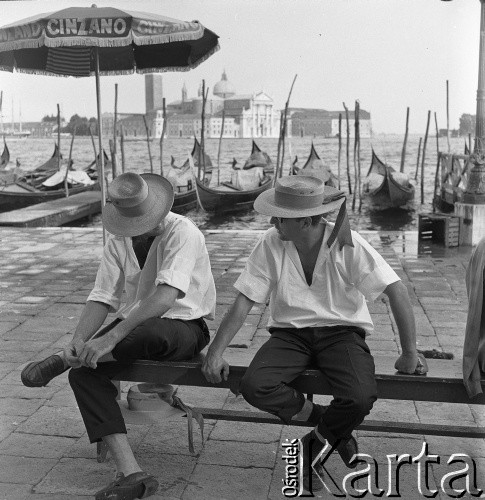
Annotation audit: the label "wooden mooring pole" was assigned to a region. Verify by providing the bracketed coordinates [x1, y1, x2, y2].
[421, 111, 431, 204]
[142, 115, 153, 173]
[159, 98, 166, 176]
[337, 113, 342, 190]
[414, 137, 422, 181]
[400, 107, 409, 173]
[343, 102, 351, 194]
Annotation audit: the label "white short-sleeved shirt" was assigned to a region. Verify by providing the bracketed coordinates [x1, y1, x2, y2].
[234, 222, 400, 333]
[87, 212, 216, 321]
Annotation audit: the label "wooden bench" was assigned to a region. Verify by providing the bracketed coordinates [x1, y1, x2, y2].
[111, 355, 485, 439]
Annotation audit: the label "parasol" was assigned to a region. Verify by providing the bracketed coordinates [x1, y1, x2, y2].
[0, 5, 219, 231]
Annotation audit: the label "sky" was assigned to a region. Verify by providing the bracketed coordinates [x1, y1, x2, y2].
[0, 0, 480, 134]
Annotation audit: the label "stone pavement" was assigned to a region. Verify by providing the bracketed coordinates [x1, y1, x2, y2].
[0, 227, 483, 500]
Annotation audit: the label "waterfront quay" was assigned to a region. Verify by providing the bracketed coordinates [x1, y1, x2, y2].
[0, 227, 483, 499]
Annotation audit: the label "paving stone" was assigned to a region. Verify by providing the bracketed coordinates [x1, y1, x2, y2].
[136, 453, 197, 499]
[415, 402, 476, 425]
[198, 439, 277, 468]
[0, 362, 18, 381]
[16, 406, 85, 438]
[0, 340, 53, 353]
[182, 464, 272, 500]
[0, 351, 34, 363]
[0, 455, 58, 484]
[33, 458, 112, 496]
[0, 482, 32, 500]
[0, 398, 44, 417]
[0, 384, 60, 400]
[0, 415, 28, 442]
[370, 399, 420, 423]
[0, 433, 78, 459]
[174, 386, 229, 409]
[209, 421, 282, 443]
[137, 419, 212, 457]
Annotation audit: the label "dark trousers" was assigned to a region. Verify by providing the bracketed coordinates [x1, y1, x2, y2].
[68, 317, 209, 443]
[239, 326, 377, 441]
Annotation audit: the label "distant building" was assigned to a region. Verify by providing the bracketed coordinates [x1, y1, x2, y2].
[145, 71, 282, 139]
[288, 108, 372, 138]
[1, 120, 65, 137]
[145, 74, 164, 115]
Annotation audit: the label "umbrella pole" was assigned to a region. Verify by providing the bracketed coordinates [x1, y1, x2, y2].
[94, 47, 106, 244]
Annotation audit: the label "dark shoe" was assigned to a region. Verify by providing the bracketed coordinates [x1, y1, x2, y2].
[334, 434, 359, 469]
[21, 354, 67, 387]
[301, 430, 325, 493]
[95, 471, 159, 500]
[305, 403, 329, 426]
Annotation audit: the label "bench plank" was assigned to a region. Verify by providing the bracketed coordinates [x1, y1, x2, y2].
[113, 357, 485, 405]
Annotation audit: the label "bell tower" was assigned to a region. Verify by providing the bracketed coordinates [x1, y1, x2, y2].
[145, 74, 164, 114]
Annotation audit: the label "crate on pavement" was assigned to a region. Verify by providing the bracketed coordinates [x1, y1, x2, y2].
[418, 213, 460, 247]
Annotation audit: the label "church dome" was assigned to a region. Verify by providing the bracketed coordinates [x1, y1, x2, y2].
[213, 70, 236, 98]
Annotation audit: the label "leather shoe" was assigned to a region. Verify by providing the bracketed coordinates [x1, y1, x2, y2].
[95, 471, 159, 500]
[301, 430, 325, 493]
[334, 434, 359, 468]
[21, 354, 67, 387]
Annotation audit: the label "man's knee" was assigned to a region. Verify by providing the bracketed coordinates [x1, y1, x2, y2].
[240, 372, 270, 408]
[68, 366, 87, 389]
[342, 387, 377, 418]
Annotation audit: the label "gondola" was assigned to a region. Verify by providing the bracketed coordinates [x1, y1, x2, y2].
[0, 138, 10, 169]
[168, 139, 212, 214]
[294, 143, 337, 186]
[0, 146, 97, 212]
[195, 141, 272, 214]
[362, 150, 415, 209]
[241, 140, 274, 176]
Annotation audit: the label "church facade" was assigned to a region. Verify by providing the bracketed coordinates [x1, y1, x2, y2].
[145, 71, 282, 139]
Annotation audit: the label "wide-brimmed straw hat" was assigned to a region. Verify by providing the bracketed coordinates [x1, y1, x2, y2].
[254, 176, 345, 217]
[254, 176, 354, 249]
[103, 172, 174, 237]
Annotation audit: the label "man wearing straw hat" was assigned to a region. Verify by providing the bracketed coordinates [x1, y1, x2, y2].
[21, 172, 216, 500]
[202, 175, 427, 493]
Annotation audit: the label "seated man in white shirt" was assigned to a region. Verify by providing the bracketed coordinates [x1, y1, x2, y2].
[202, 175, 427, 493]
[21, 172, 216, 500]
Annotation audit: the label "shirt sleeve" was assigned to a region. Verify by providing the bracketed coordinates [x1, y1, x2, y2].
[155, 220, 198, 297]
[234, 233, 276, 304]
[87, 237, 125, 312]
[341, 232, 400, 301]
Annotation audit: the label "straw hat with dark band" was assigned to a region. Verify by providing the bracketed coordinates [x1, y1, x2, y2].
[254, 176, 354, 249]
[103, 172, 174, 237]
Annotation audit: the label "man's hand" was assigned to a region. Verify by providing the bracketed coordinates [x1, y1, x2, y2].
[202, 353, 230, 384]
[395, 351, 428, 375]
[76, 336, 115, 369]
[63, 339, 85, 369]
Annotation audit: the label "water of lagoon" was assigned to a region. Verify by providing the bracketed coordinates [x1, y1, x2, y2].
[5, 134, 468, 232]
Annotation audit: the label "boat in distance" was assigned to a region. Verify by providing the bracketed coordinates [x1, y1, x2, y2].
[362, 150, 415, 209]
[0, 145, 98, 212]
[195, 140, 273, 214]
[295, 142, 337, 186]
[168, 139, 213, 214]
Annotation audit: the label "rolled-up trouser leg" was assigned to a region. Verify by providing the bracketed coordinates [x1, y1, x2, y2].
[69, 363, 126, 443]
[239, 329, 313, 424]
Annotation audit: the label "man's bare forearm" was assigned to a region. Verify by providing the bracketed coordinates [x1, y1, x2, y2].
[208, 293, 255, 356]
[102, 284, 178, 346]
[73, 301, 110, 343]
[384, 281, 417, 354]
